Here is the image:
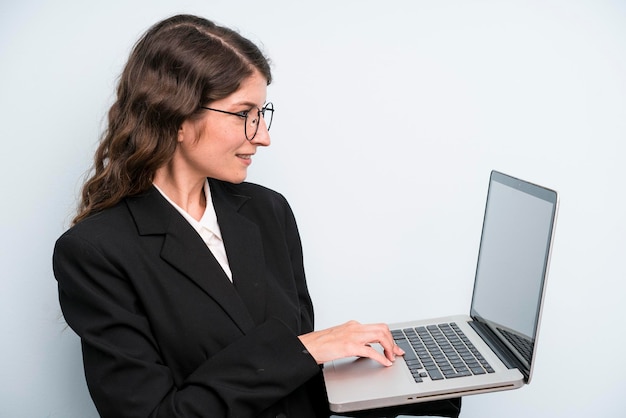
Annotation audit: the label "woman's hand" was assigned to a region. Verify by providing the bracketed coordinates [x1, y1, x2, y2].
[298, 320, 405, 366]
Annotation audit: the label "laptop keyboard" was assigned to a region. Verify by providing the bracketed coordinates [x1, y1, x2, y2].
[391, 322, 495, 383]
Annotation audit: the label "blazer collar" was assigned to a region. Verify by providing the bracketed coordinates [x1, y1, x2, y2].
[125, 180, 267, 333]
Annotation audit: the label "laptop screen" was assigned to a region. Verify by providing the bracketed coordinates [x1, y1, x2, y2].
[470, 171, 558, 375]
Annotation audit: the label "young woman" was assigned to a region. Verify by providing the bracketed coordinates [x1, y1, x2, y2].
[53, 14, 460, 418]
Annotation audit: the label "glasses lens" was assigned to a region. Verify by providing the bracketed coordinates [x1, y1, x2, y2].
[263, 103, 274, 131]
[245, 110, 259, 140]
[245, 103, 274, 140]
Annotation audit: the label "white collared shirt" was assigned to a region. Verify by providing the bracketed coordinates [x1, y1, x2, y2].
[153, 180, 233, 281]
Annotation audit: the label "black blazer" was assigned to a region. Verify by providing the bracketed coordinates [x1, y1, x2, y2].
[53, 179, 328, 418]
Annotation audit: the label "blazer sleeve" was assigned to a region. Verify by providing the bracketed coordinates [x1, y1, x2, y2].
[53, 227, 322, 418]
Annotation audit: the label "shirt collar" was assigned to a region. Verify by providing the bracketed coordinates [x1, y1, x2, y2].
[198, 179, 222, 240]
[153, 179, 222, 240]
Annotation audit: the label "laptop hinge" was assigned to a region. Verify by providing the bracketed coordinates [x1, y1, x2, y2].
[469, 320, 529, 382]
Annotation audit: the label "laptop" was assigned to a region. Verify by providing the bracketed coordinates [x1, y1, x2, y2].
[323, 170, 559, 413]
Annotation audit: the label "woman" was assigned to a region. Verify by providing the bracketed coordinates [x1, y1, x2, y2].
[53, 14, 461, 418]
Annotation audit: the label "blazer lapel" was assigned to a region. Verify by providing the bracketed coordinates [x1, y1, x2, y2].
[210, 179, 268, 326]
[126, 187, 256, 334]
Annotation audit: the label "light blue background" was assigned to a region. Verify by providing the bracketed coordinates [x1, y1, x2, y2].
[1, 1, 624, 417]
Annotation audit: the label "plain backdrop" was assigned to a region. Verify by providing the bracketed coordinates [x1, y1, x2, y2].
[1, 1, 625, 417]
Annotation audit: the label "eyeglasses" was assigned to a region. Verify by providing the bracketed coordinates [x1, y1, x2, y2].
[200, 102, 274, 141]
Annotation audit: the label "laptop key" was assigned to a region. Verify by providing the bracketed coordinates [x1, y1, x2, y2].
[427, 368, 444, 380]
[395, 339, 417, 361]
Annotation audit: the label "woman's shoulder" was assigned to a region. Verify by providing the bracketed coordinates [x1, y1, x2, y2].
[58, 200, 135, 245]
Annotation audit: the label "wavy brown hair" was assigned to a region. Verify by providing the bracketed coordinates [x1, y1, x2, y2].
[73, 14, 272, 224]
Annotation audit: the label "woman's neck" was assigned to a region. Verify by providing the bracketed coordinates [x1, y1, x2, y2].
[153, 167, 207, 221]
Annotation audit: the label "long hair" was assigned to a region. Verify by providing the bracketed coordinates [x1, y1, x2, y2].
[73, 14, 272, 224]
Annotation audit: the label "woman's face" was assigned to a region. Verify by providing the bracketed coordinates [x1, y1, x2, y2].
[176, 70, 270, 184]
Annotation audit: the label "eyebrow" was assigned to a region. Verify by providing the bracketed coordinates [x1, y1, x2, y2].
[231, 100, 266, 109]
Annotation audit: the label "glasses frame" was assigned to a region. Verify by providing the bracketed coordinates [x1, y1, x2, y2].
[200, 102, 274, 141]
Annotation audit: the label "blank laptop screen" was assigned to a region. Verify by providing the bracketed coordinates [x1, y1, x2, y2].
[470, 172, 557, 367]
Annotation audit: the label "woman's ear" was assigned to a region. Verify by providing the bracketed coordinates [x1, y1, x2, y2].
[177, 119, 201, 144]
[177, 123, 186, 143]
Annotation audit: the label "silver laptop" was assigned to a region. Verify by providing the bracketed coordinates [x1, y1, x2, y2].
[323, 170, 559, 413]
